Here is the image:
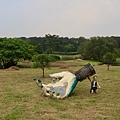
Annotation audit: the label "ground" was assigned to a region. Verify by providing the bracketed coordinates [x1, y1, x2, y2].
[0, 62, 120, 120]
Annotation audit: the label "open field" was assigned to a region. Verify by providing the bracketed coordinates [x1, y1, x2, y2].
[0, 61, 120, 120]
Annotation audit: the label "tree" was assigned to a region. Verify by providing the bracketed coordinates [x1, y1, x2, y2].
[78, 37, 119, 61]
[64, 44, 75, 52]
[28, 41, 43, 54]
[78, 40, 92, 60]
[0, 38, 35, 68]
[43, 34, 59, 52]
[32, 54, 60, 78]
[102, 52, 117, 70]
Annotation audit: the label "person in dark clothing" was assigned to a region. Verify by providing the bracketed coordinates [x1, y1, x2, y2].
[88, 76, 101, 93]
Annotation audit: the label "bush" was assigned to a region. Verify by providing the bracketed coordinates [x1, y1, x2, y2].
[53, 52, 79, 55]
[111, 60, 120, 66]
[61, 55, 81, 60]
[50, 54, 61, 61]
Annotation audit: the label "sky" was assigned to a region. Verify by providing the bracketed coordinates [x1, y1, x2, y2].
[0, 0, 120, 38]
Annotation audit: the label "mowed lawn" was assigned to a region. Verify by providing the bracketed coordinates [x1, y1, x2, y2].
[0, 62, 120, 120]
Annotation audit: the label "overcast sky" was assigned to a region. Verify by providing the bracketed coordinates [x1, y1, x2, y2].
[0, 0, 120, 38]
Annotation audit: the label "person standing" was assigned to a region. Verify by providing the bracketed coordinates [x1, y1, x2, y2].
[88, 76, 101, 93]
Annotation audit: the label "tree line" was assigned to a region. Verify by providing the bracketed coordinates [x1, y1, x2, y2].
[21, 34, 87, 54]
[21, 34, 120, 59]
[0, 35, 120, 69]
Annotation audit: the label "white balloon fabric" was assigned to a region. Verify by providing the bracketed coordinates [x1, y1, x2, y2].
[34, 71, 78, 99]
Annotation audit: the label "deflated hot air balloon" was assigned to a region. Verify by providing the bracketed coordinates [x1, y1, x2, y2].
[33, 63, 96, 99]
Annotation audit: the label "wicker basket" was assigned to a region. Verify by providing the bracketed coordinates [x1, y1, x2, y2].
[75, 63, 96, 82]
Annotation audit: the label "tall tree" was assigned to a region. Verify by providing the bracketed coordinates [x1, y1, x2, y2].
[43, 34, 59, 52]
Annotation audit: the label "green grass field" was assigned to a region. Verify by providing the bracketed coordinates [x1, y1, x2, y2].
[0, 61, 120, 120]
